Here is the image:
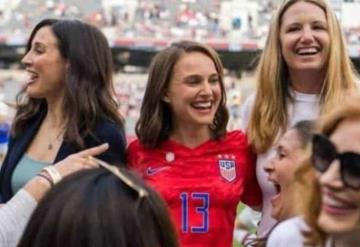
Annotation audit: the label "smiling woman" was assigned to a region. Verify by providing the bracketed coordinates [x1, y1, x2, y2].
[127, 41, 262, 247]
[21, 26, 67, 100]
[279, 1, 330, 90]
[267, 94, 360, 247]
[0, 19, 127, 203]
[241, 0, 359, 236]
[162, 51, 221, 136]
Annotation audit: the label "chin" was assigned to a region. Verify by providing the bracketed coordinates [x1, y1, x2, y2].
[271, 209, 281, 221]
[26, 91, 43, 99]
[292, 63, 326, 72]
[193, 116, 216, 125]
[318, 212, 360, 234]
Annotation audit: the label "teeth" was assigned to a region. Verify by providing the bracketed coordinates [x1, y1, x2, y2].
[193, 102, 211, 108]
[297, 47, 318, 55]
[322, 194, 353, 208]
[26, 71, 38, 80]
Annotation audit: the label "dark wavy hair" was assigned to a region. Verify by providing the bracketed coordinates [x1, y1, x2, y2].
[13, 19, 124, 148]
[135, 40, 229, 148]
[18, 168, 179, 247]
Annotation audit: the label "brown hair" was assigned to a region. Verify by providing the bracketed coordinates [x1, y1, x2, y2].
[19, 168, 179, 247]
[135, 40, 229, 148]
[13, 19, 124, 148]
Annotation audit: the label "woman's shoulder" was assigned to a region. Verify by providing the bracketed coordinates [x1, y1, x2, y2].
[267, 217, 307, 247]
[215, 131, 252, 155]
[94, 118, 124, 132]
[82, 119, 127, 165]
[127, 139, 141, 152]
[226, 130, 246, 140]
[92, 119, 125, 141]
[225, 130, 248, 144]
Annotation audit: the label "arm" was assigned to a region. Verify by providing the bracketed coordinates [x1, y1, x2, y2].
[0, 189, 36, 247]
[241, 136, 262, 211]
[0, 143, 109, 247]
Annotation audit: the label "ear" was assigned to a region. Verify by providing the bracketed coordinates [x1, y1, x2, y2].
[162, 93, 170, 103]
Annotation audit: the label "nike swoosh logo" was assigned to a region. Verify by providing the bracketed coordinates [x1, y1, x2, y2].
[146, 166, 170, 176]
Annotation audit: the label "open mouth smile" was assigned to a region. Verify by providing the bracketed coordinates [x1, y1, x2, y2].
[295, 47, 320, 56]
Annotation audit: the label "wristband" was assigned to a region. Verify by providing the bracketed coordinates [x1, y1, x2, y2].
[37, 173, 54, 187]
[42, 166, 62, 184]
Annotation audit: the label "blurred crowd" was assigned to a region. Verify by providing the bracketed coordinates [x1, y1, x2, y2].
[0, 0, 277, 46]
[1, 0, 360, 48]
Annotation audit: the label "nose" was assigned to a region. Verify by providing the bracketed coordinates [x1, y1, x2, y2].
[264, 158, 275, 175]
[200, 81, 212, 95]
[319, 160, 344, 189]
[300, 26, 315, 44]
[21, 52, 32, 67]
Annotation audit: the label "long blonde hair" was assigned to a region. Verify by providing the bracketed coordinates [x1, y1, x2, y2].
[248, 0, 358, 153]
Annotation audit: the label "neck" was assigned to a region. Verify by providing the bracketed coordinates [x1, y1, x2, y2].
[170, 124, 211, 148]
[45, 96, 65, 129]
[333, 230, 360, 247]
[289, 69, 325, 94]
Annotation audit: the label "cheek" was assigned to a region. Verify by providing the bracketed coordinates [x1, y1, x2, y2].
[273, 166, 286, 183]
[353, 193, 360, 208]
[277, 161, 295, 184]
[213, 86, 222, 99]
[280, 41, 292, 64]
[280, 33, 298, 51]
[321, 37, 330, 55]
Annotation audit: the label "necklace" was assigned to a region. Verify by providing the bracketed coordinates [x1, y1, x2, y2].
[47, 131, 64, 151]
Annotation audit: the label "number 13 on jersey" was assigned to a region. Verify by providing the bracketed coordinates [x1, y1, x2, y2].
[180, 192, 210, 233]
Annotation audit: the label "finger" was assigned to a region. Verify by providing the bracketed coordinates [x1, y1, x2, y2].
[83, 156, 97, 167]
[77, 143, 109, 157]
[85, 158, 99, 168]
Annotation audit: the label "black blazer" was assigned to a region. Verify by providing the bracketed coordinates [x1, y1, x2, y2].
[0, 109, 127, 202]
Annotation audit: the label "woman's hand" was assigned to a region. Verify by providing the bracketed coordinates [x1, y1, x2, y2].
[53, 143, 109, 177]
[24, 143, 109, 202]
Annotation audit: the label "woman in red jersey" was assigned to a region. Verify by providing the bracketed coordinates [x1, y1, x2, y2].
[127, 41, 261, 247]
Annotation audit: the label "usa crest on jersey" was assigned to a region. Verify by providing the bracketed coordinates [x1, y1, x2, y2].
[218, 155, 236, 182]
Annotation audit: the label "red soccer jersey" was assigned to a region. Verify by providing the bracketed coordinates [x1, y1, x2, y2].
[127, 131, 261, 247]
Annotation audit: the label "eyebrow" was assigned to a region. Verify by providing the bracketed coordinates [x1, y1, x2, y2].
[33, 40, 59, 49]
[277, 144, 289, 154]
[284, 19, 327, 27]
[32, 41, 47, 48]
[182, 73, 218, 81]
[209, 73, 220, 78]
